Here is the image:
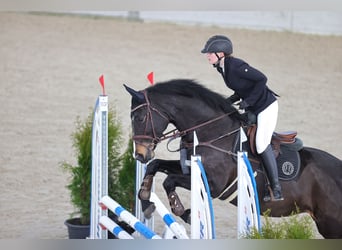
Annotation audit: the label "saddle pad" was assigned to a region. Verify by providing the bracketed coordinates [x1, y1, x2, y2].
[276, 145, 301, 181]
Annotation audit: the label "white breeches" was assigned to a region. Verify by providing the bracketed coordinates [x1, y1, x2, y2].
[256, 100, 278, 154]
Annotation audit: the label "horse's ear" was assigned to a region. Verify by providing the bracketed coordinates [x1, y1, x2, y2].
[123, 84, 145, 103]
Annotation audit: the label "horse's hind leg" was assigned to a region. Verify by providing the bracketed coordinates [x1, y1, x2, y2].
[314, 211, 342, 238]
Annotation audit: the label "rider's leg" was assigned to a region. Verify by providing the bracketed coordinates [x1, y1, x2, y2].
[260, 144, 283, 201]
[256, 101, 283, 201]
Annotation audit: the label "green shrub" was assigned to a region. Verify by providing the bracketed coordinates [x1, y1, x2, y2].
[112, 138, 136, 213]
[243, 208, 315, 239]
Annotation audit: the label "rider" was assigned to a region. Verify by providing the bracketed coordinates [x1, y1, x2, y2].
[201, 35, 283, 202]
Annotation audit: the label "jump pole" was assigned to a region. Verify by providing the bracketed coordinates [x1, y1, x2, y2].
[100, 195, 162, 239]
[89, 75, 108, 239]
[149, 192, 189, 239]
[99, 216, 134, 239]
[98, 192, 188, 239]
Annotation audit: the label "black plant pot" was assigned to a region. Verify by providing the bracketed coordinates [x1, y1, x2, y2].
[64, 218, 90, 239]
[64, 216, 124, 239]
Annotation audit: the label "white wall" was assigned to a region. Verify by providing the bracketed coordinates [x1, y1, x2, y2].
[77, 11, 342, 36]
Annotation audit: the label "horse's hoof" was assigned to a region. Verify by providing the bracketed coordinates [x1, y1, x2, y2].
[180, 209, 191, 224]
[143, 203, 156, 219]
[168, 191, 185, 216]
[138, 175, 154, 200]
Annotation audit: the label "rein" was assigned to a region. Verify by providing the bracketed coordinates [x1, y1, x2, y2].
[162, 112, 238, 141]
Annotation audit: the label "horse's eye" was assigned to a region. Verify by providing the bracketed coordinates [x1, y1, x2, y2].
[133, 113, 146, 123]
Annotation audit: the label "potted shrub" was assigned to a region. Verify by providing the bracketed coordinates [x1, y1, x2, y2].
[60, 107, 135, 239]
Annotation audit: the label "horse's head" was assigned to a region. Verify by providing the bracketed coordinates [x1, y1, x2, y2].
[124, 84, 170, 163]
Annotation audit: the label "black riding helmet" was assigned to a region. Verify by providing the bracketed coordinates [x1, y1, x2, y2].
[201, 35, 233, 55]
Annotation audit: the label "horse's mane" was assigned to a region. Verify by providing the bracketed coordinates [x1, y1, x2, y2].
[146, 79, 236, 113]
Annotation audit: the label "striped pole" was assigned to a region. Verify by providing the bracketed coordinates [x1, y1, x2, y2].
[149, 192, 189, 239]
[100, 195, 162, 239]
[99, 216, 134, 239]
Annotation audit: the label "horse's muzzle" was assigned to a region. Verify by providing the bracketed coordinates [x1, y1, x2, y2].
[134, 143, 155, 163]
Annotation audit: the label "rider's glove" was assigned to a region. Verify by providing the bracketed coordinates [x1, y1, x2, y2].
[226, 94, 240, 105]
[239, 100, 250, 110]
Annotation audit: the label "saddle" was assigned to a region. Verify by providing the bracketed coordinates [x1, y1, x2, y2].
[243, 124, 303, 181]
[247, 125, 297, 157]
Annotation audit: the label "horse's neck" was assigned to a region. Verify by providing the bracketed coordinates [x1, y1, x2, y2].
[172, 108, 219, 132]
[157, 96, 237, 139]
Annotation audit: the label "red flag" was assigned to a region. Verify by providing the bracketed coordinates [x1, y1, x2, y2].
[147, 72, 154, 85]
[99, 74, 105, 95]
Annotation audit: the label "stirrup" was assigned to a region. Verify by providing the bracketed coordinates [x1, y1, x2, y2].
[263, 191, 284, 202]
[272, 189, 284, 201]
[263, 194, 272, 202]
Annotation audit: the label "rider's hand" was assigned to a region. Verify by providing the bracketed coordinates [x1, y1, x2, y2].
[239, 100, 249, 110]
[226, 94, 240, 105]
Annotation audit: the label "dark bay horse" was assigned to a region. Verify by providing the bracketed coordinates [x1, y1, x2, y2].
[124, 79, 342, 238]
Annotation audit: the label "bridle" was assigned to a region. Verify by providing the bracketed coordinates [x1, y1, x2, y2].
[131, 90, 240, 155]
[130, 90, 169, 148]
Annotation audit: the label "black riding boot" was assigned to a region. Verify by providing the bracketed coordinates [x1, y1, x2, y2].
[261, 145, 284, 202]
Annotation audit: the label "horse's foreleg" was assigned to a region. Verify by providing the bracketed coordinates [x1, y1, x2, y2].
[138, 159, 184, 218]
[140, 199, 156, 219]
[163, 174, 191, 217]
[138, 159, 162, 200]
[138, 174, 154, 200]
[138, 159, 183, 200]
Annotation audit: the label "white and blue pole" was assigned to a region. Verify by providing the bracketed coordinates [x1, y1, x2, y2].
[99, 216, 134, 239]
[149, 192, 189, 239]
[100, 195, 162, 239]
